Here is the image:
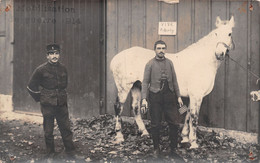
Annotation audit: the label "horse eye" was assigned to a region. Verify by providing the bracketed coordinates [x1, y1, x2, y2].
[228, 33, 231, 36]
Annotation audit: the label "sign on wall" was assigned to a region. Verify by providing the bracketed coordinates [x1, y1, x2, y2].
[158, 22, 177, 35]
[158, 0, 179, 4]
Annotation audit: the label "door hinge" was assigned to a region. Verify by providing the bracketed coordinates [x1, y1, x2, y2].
[99, 98, 104, 108]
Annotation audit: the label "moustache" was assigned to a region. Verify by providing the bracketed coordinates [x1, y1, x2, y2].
[159, 52, 164, 55]
[52, 58, 58, 60]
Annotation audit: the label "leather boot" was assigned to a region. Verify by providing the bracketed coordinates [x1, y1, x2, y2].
[153, 148, 160, 158]
[169, 124, 178, 150]
[151, 127, 160, 158]
[170, 150, 185, 162]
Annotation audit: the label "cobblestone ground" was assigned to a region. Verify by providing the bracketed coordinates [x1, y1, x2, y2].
[0, 112, 259, 163]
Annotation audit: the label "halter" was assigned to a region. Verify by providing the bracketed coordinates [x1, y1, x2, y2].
[215, 36, 235, 60]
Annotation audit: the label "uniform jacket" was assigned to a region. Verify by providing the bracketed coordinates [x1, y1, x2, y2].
[141, 57, 180, 99]
[27, 62, 68, 106]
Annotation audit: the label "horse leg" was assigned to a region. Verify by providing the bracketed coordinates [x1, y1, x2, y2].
[188, 96, 202, 149]
[114, 96, 124, 143]
[181, 106, 190, 143]
[131, 81, 149, 137]
[114, 83, 132, 144]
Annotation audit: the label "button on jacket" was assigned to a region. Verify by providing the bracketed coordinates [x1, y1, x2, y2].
[141, 57, 180, 99]
[27, 62, 68, 106]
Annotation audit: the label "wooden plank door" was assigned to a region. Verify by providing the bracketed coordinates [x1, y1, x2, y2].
[13, 0, 105, 118]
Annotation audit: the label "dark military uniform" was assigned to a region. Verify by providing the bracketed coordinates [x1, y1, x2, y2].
[142, 57, 181, 151]
[27, 45, 75, 154]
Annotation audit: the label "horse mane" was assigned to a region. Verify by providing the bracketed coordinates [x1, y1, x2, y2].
[170, 29, 217, 59]
[181, 22, 233, 56]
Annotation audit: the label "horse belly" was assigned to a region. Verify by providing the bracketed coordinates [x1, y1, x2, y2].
[188, 67, 216, 96]
[177, 76, 190, 97]
[172, 64, 191, 97]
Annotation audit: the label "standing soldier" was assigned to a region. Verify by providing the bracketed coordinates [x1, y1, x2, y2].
[141, 40, 184, 161]
[27, 44, 77, 159]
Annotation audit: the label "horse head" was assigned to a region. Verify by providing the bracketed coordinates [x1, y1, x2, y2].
[214, 16, 235, 61]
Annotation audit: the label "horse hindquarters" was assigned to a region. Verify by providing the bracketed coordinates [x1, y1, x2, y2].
[113, 81, 149, 143]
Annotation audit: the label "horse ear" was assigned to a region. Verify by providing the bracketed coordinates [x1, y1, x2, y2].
[229, 16, 235, 28]
[215, 16, 222, 27]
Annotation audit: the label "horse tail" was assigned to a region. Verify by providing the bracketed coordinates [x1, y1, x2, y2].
[132, 80, 142, 91]
[131, 80, 142, 115]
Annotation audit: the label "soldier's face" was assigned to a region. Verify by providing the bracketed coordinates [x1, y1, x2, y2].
[47, 51, 60, 63]
[155, 44, 166, 59]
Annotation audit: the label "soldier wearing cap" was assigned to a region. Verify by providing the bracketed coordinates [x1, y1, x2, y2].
[27, 44, 76, 158]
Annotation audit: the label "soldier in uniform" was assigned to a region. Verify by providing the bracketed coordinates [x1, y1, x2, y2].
[27, 44, 76, 158]
[141, 40, 184, 160]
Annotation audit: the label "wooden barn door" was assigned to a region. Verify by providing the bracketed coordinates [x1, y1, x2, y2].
[13, 0, 106, 118]
[106, 0, 260, 133]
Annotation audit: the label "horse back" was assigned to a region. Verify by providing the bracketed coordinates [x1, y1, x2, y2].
[110, 47, 155, 82]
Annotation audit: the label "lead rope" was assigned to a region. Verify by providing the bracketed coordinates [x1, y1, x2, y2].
[227, 55, 260, 85]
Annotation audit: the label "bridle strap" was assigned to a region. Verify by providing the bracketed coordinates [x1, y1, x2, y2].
[216, 36, 235, 50]
[216, 42, 231, 50]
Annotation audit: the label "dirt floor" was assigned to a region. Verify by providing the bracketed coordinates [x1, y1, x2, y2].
[0, 111, 259, 163]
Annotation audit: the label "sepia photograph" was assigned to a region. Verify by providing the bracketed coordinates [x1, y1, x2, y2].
[0, 0, 259, 162]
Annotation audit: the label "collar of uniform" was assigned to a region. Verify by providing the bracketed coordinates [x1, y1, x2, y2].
[48, 61, 60, 66]
[155, 56, 166, 61]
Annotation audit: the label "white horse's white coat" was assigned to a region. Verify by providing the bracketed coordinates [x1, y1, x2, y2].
[110, 16, 235, 148]
[250, 90, 260, 101]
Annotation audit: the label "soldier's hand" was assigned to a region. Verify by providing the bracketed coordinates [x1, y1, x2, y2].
[178, 97, 183, 107]
[141, 99, 148, 114]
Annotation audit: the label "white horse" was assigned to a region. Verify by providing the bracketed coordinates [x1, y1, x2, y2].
[110, 16, 235, 149]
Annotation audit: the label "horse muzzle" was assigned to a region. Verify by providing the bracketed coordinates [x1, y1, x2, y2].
[215, 52, 225, 61]
[215, 38, 235, 60]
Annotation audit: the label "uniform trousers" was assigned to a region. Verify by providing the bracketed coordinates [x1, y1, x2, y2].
[149, 80, 179, 150]
[40, 104, 75, 154]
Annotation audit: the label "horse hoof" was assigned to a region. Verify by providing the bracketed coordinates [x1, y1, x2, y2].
[189, 141, 199, 149]
[113, 138, 124, 144]
[181, 137, 189, 143]
[113, 132, 124, 144]
[141, 130, 149, 137]
[113, 136, 124, 144]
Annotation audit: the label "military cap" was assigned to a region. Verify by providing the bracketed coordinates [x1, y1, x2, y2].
[46, 44, 60, 53]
